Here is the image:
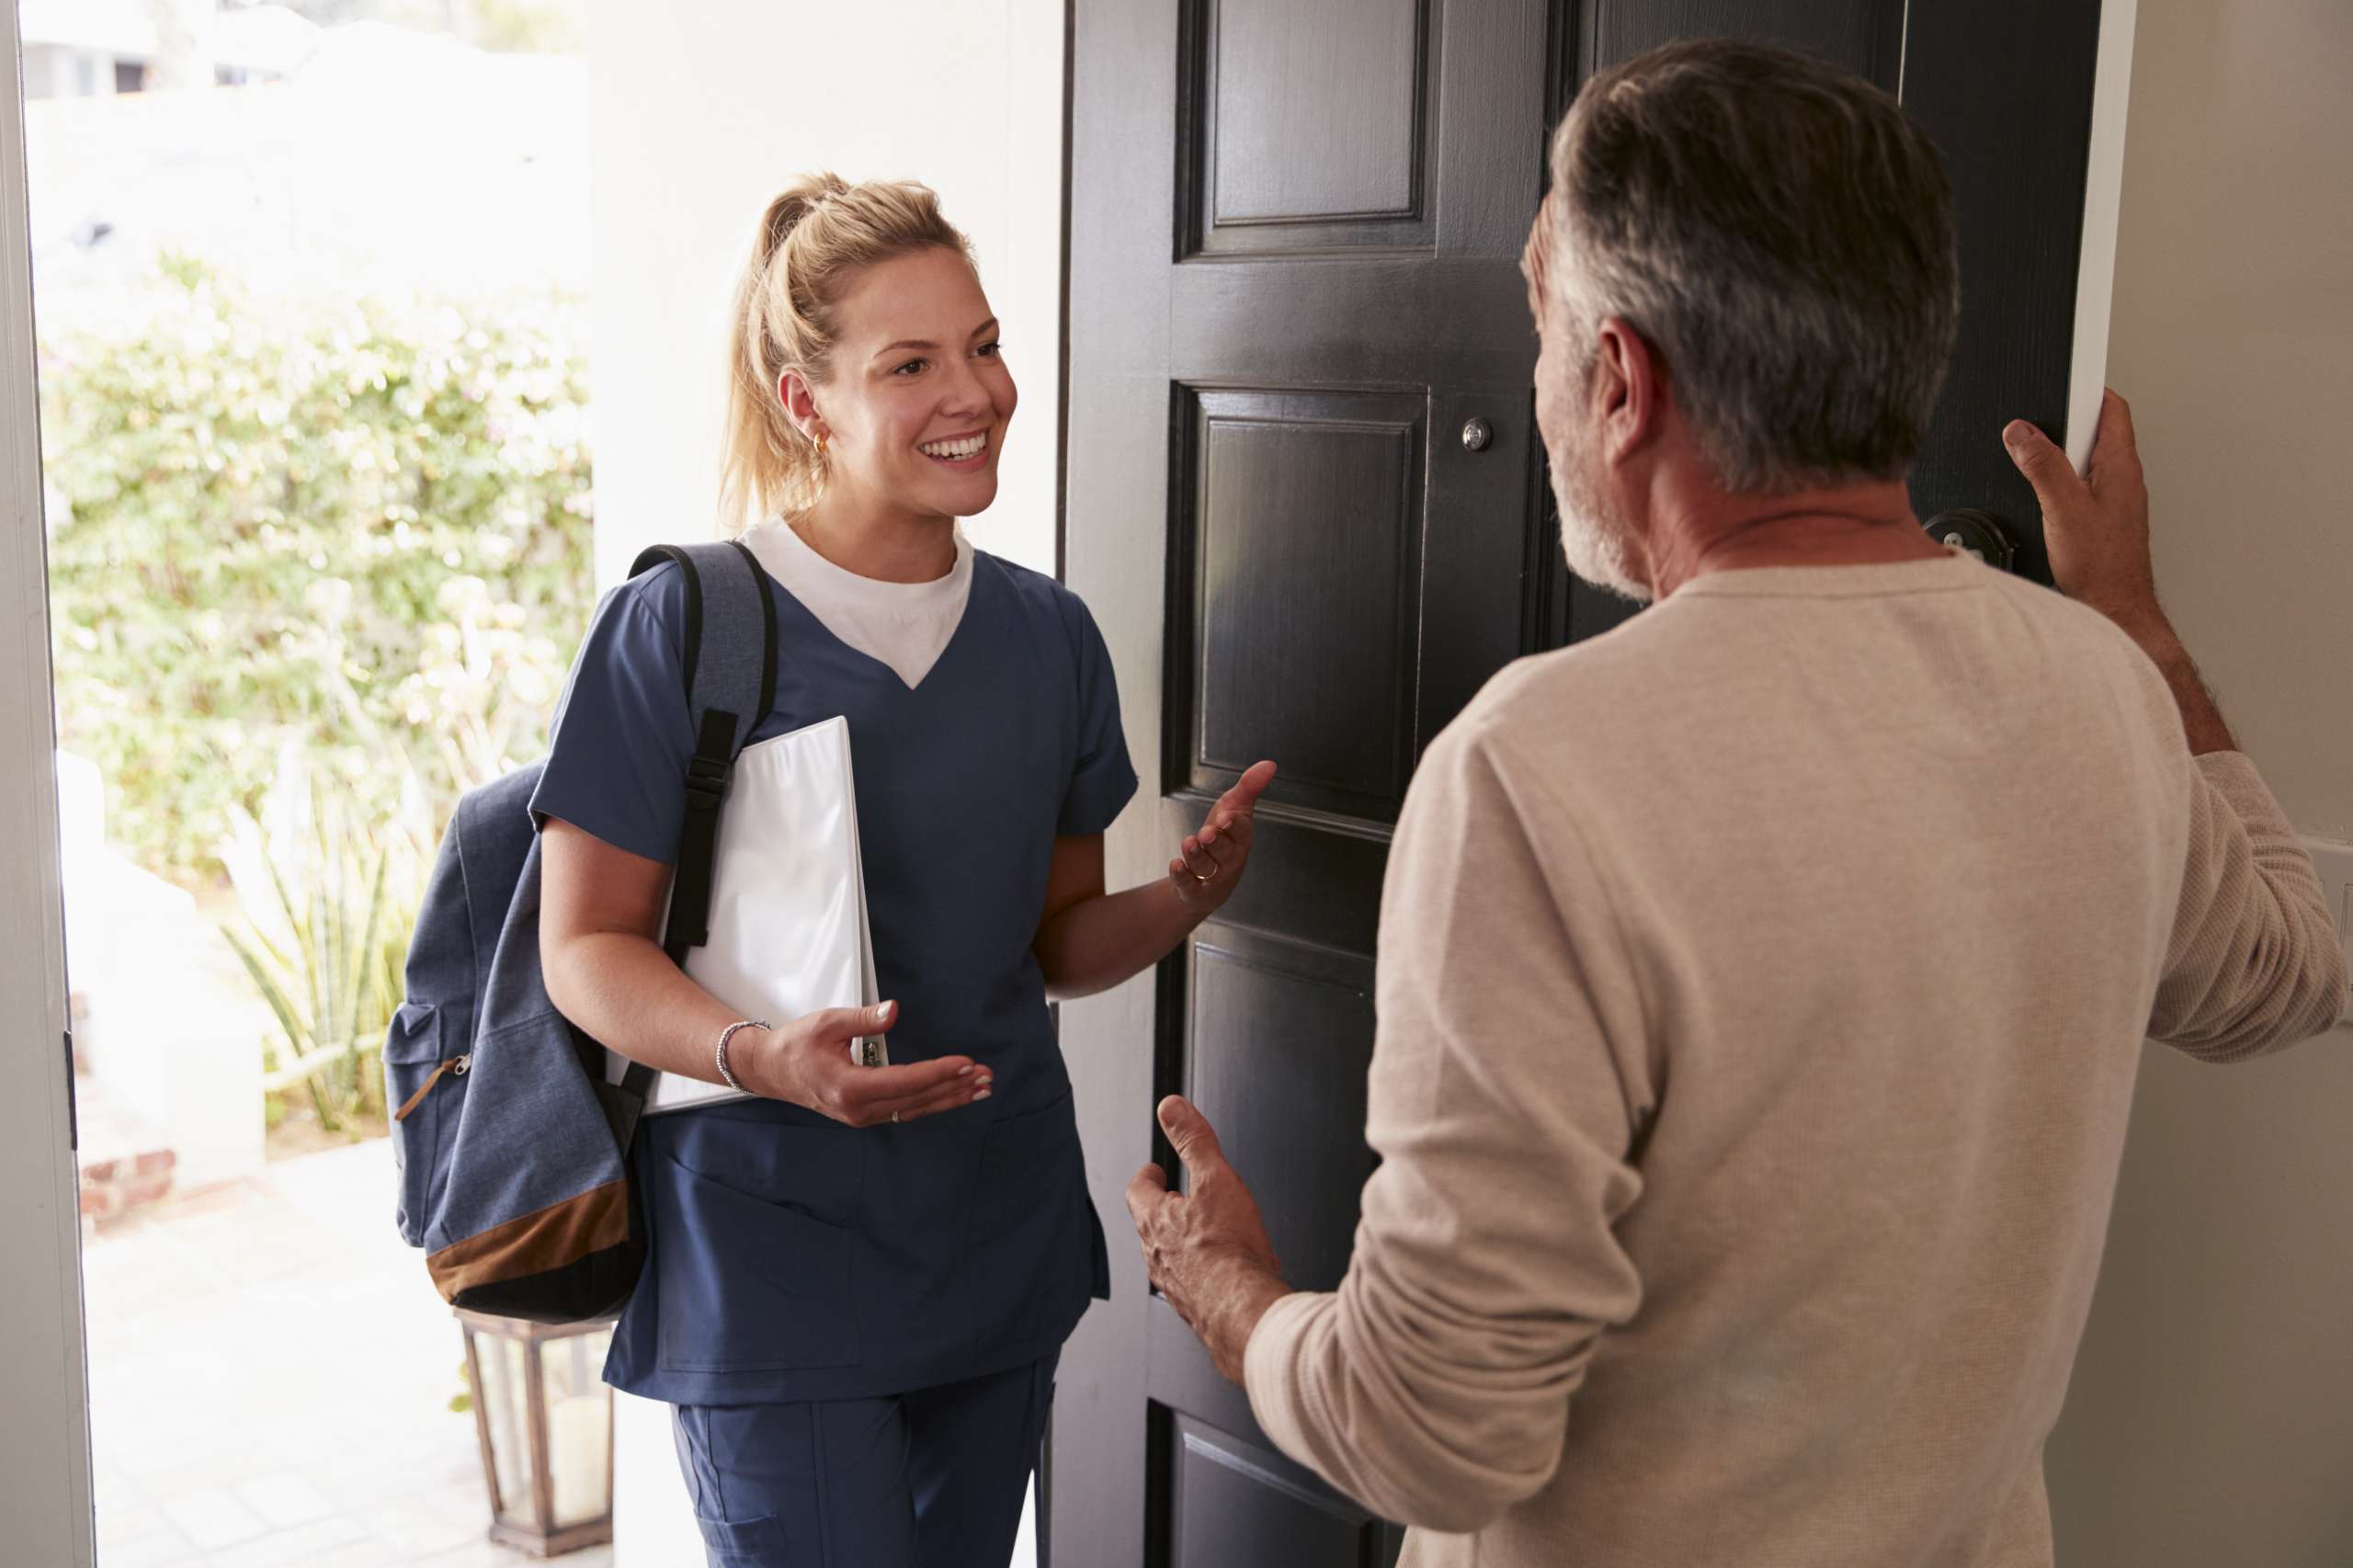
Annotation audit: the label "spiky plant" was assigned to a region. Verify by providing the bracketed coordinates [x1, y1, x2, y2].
[217, 755, 426, 1134]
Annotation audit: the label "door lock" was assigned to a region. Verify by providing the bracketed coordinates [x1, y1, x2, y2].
[1461, 416, 1493, 452]
[1924, 508, 2017, 572]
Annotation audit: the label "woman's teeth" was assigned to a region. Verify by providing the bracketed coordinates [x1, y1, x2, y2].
[919, 434, 987, 460]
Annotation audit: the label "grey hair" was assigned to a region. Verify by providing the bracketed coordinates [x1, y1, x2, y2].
[1544, 39, 1960, 492]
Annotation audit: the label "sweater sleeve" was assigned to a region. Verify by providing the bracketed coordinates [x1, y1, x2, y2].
[2148, 751, 2347, 1060]
[1243, 718, 1652, 1534]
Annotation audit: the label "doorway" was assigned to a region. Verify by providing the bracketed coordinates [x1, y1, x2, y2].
[1051, 1, 2125, 1562]
[8, 4, 605, 1562]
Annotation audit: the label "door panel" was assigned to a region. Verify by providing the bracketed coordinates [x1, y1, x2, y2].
[1184, 934, 1378, 1296]
[1587, 0, 1906, 89]
[1164, 1414, 1392, 1568]
[1179, 388, 1426, 822]
[1058, 4, 2112, 1563]
[1143, 1305, 1409, 1566]
[1188, 0, 1435, 255]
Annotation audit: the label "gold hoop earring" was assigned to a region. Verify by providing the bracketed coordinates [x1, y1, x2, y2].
[814, 430, 828, 460]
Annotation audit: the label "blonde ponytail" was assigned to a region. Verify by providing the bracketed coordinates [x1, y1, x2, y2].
[719, 174, 973, 531]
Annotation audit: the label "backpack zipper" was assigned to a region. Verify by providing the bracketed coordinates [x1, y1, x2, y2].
[392, 1053, 472, 1123]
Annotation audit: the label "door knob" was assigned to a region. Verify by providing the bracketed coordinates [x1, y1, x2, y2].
[1461, 416, 1493, 452]
[1924, 508, 2016, 572]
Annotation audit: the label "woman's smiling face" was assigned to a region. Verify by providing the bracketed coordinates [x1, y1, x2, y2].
[789, 245, 1017, 525]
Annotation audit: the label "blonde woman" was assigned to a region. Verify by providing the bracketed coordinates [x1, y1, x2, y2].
[531, 175, 1276, 1565]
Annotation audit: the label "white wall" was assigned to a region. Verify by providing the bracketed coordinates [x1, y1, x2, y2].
[2043, 3, 2353, 1562]
[584, 6, 1066, 1563]
[585, 0, 1066, 586]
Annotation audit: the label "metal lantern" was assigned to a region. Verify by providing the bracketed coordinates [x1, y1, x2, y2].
[456, 1309, 617, 1557]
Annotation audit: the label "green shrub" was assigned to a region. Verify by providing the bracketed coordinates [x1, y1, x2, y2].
[220, 758, 425, 1134]
[39, 258, 595, 884]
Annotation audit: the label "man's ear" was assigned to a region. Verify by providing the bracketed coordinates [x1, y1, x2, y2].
[779, 369, 825, 444]
[1592, 317, 1665, 466]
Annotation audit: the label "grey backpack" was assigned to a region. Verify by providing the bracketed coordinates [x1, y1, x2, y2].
[384, 540, 779, 1322]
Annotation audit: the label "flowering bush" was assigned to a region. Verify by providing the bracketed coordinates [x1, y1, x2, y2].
[39, 257, 594, 884]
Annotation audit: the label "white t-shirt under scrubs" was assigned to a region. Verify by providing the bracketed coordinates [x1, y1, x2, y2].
[739, 517, 973, 691]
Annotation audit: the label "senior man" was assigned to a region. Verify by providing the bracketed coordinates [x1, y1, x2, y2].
[1126, 38, 2347, 1568]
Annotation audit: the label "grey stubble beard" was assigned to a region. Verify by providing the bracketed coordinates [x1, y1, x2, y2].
[1552, 434, 1652, 604]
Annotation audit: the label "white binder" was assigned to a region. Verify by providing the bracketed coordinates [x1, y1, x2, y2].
[630, 715, 883, 1115]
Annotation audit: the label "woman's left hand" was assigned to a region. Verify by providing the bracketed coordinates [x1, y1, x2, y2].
[1170, 760, 1277, 911]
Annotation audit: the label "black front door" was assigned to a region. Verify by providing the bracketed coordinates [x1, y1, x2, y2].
[1053, 4, 2109, 1563]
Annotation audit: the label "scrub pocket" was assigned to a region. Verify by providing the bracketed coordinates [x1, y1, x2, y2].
[670, 1400, 919, 1568]
[691, 1510, 801, 1568]
[654, 1113, 864, 1372]
[670, 1405, 809, 1568]
[963, 1090, 1095, 1351]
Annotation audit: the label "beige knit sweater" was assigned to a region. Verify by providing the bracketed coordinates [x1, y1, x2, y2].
[1244, 554, 2346, 1567]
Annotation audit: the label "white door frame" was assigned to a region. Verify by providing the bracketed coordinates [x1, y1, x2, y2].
[0, 0, 98, 1562]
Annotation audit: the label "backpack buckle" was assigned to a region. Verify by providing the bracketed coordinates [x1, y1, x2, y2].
[684, 754, 731, 812]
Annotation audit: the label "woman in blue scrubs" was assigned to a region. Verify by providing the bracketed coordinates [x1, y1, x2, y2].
[532, 174, 1274, 1567]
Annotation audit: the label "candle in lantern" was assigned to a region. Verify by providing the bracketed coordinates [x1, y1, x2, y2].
[549, 1390, 608, 1527]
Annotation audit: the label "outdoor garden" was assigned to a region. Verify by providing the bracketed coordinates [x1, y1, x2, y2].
[43, 255, 592, 1149]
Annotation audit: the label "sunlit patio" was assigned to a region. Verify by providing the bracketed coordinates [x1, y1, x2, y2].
[80, 1100, 612, 1568]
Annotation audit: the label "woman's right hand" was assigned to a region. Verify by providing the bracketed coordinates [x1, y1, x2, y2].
[735, 1001, 992, 1128]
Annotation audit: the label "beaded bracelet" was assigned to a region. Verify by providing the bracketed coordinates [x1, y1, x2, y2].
[714, 1018, 770, 1093]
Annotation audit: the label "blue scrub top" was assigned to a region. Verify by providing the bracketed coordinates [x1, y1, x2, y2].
[530, 547, 1137, 1404]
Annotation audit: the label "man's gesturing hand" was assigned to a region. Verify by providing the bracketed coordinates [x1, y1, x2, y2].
[737, 1001, 992, 1128]
[1127, 1095, 1291, 1383]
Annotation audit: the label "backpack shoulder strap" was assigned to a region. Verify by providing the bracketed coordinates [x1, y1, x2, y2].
[630, 540, 779, 733]
[627, 540, 779, 963]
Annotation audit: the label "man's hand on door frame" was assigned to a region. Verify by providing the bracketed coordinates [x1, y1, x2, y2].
[2004, 390, 2237, 755]
[1126, 1094, 1293, 1384]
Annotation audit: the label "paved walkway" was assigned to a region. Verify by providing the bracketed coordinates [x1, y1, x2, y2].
[84, 1138, 614, 1568]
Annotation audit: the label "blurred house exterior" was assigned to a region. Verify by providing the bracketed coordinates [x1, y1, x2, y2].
[20, 0, 321, 99]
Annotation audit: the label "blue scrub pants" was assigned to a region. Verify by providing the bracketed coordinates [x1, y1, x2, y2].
[670, 1352, 1058, 1567]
